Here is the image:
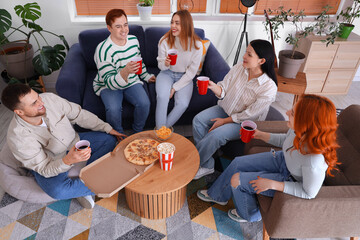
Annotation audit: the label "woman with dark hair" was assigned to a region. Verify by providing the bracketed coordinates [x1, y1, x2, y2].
[155, 10, 203, 128]
[197, 94, 339, 223]
[193, 39, 278, 179]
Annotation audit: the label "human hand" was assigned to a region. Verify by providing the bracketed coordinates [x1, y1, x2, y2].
[249, 176, 274, 194]
[148, 75, 156, 83]
[164, 55, 171, 67]
[252, 129, 270, 142]
[123, 61, 140, 76]
[169, 88, 175, 99]
[209, 118, 225, 132]
[109, 129, 127, 141]
[63, 146, 91, 165]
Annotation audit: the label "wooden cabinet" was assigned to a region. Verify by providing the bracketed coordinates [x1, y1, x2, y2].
[298, 33, 360, 95]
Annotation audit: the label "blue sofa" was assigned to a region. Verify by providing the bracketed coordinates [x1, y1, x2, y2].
[56, 25, 230, 129]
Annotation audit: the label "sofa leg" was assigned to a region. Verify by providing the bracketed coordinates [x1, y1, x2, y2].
[350, 237, 358, 240]
[263, 222, 269, 240]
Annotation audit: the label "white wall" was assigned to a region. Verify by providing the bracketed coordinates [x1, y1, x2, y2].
[2, 0, 360, 88]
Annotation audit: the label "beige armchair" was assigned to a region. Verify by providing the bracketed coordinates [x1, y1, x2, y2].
[245, 105, 360, 240]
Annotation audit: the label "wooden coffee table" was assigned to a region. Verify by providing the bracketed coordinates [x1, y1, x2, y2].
[123, 131, 199, 219]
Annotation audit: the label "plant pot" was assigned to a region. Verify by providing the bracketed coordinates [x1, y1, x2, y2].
[339, 23, 354, 39]
[0, 42, 35, 80]
[278, 50, 306, 79]
[137, 3, 153, 21]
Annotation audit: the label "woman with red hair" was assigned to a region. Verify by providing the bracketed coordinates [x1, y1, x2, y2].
[197, 94, 340, 223]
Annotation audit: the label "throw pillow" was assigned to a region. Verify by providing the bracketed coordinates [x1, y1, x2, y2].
[197, 39, 210, 75]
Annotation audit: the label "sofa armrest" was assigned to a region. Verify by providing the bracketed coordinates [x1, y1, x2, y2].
[203, 43, 230, 84]
[260, 185, 360, 238]
[56, 43, 87, 105]
[244, 121, 289, 155]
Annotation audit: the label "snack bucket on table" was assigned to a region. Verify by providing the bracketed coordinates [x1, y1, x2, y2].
[157, 142, 175, 171]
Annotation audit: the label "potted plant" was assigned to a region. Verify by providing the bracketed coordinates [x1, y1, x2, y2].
[336, 0, 360, 39]
[264, 6, 336, 78]
[0, 2, 69, 91]
[137, 0, 154, 21]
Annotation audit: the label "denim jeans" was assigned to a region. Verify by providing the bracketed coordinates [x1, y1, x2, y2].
[155, 70, 193, 128]
[207, 150, 292, 222]
[32, 132, 117, 200]
[100, 83, 150, 133]
[192, 105, 241, 169]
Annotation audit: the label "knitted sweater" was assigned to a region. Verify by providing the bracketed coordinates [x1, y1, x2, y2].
[93, 35, 153, 95]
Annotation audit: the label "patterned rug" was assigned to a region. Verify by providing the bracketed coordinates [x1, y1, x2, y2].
[0, 158, 263, 240]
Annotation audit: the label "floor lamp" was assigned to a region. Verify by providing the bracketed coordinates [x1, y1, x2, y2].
[233, 0, 258, 66]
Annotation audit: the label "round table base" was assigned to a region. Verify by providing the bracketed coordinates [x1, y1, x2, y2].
[125, 186, 187, 219]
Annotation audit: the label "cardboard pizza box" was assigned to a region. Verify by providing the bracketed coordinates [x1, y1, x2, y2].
[79, 132, 156, 198]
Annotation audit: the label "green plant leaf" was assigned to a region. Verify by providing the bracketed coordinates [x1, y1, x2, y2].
[32, 44, 67, 75]
[0, 9, 12, 34]
[59, 35, 69, 51]
[21, 19, 42, 31]
[14, 2, 41, 22]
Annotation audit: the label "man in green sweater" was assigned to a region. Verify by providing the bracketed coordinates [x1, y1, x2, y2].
[94, 9, 155, 134]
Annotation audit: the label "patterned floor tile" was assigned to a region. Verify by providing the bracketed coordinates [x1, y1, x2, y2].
[166, 221, 193, 240]
[207, 232, 220, 240]
[212, 207, 243, 240]
[70, 229, 89, 240]
[187, 191, 213, 219]
[68, 199, 85, 216]
[117, 225, 165, 240]
[62, 218, 89, 240]
[0, 221, 16, 240]
[239, 221, 263, 240]
[35, 218, 67, 240]
[192, 207, 217, 231]
[24, 233, 37, 240]
[37, 207, 67, 232]
[0, 193, 17, 208]
[141, 217, 167, 236]
[10, 221, 36, 240]
[17, 202, 46, 219]
[47, 199, 72, 217]
[187, 178, 207, 197]
[191, 221, 216, 240]
[219, 232, 238, 240]
[0, 211, 13, 228]
[96, 192, 118, 213]
[69, 208, 93, 228]
[117, 190, 141, 223]
[90, 204, 117, 227]
[17, 207, 46, 232]
[0, 200, 23, 220]
[165, 201, 191, 235]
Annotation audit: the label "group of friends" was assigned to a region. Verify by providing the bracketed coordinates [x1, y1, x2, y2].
[1, 9, 340, 224]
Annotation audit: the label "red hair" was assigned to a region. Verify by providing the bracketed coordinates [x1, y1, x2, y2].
[160, 10, 200, 51]
[106, 9, 127, 26]
[293, 94, 340, 176]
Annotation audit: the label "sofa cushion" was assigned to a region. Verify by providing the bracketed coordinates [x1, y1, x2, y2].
[79, 25, 146, 70]
[144, 27, 205, 68]
[324, 104, 360, 186]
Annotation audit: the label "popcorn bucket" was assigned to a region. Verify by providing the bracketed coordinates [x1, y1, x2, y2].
[157, 142, 175, 171]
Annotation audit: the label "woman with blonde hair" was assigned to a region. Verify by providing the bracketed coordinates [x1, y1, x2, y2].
[197, 94, 340, 223]
[155, 10, 203, 128]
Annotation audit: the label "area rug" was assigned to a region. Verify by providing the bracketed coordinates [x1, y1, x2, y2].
[0, 165, 262, 240]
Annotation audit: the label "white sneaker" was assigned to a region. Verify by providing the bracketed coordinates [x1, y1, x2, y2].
[76, 195, 95, 209]
[227, 209, 248, 223]
[194, 167, 214, 180]
[197, 190, 228, 205]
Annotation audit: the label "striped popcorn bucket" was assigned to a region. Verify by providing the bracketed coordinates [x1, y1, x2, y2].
[157, 143, 175, 171]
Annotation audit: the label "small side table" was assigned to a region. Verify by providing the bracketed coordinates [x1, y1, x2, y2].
[276, 69, 307, 105]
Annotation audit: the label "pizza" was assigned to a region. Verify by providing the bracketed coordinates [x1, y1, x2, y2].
[124, 138, 160, 165]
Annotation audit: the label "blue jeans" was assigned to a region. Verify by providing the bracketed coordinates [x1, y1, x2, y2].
[32, 132, 117, 200]
[207, 151, 292, 222]
[100, 83, 150, 133]
[155, 70, 193, 128]
[193, 105, 241, 169]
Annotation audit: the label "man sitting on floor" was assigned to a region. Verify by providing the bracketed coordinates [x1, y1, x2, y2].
[1, 84, 126, 209]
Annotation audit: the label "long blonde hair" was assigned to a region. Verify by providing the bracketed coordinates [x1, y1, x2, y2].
[160, 10, 200, 51]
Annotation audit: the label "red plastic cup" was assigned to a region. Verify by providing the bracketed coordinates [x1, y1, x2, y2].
[131, 57, 142, 75]
[157, 142, 175, 171]
[240, 120, 257, 143]
[75, 140, 90, 151]
[167, 49, 178, 65]
[197, 76, 209, 95]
